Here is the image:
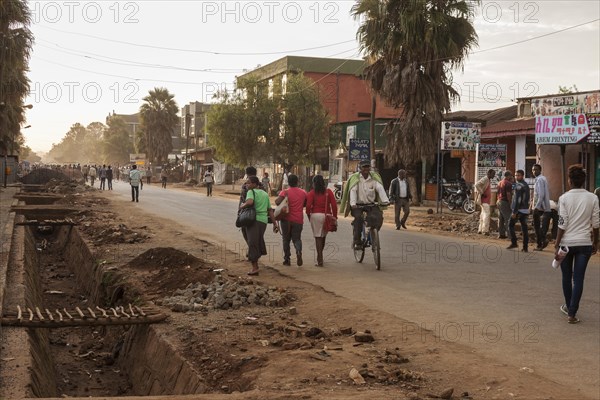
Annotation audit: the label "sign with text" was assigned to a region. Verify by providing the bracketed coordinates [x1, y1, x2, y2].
[530, 92, 600, 117]
[476, 144, 507, 190]
[535, 114, 590, 144]
[584, 113, 600, 144]
[441, 121, 480, 150]
[348, 139, 370, 161]
[129, 153, 146, 162]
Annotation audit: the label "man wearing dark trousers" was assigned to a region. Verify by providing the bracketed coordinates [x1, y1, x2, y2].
[388, 169, 412, 230]
[531, 163, 551, 250]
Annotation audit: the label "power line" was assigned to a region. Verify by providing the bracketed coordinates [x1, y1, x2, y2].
[36, 25, 356, 56]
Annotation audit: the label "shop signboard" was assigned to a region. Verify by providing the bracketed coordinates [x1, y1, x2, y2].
[530, 92, 600, 117]
[348, 139, 370, 162]
[129, 153, 146, 163]
[584, 113, 600, 144]
[476, 144, 506, 190]
[535, 114, 590, 144]
[441, 121, 480, 150]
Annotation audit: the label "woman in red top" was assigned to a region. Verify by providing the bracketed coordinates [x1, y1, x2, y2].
[306, 175, 338, 266]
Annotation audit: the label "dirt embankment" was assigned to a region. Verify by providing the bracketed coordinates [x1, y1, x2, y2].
[15, 185, 583, 399]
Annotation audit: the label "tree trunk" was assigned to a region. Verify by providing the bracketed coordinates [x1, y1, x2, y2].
[406, 165, 421, 206]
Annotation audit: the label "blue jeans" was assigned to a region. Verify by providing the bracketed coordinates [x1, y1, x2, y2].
[509, 212, 529, 249]
[560, 246, 592, 317]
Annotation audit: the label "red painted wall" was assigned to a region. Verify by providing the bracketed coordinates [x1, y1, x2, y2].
[304, 72, 400, 123]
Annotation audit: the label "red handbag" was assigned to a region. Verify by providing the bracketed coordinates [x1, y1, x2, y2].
[324, 190, 337, 232]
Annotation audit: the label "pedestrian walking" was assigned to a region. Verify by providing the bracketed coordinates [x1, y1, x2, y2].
[107, 165, 113, 190]
[160, 168, 168, 188]
[204, 166, 214, 196]
[130, 165, 141, 202]
[99, 164, 107, 190]
[82, 164, 89, 183]
[88, 165, 97, 187]
[239, 175, 278, 276]
[146, 167, 152, 184]
[388, 169, 412, 230]
[262, 172, 271, 196]
[554, 164, 599, 324]
[306, 175, 337, 266]
[507, 169, 530, 252]
[275, 174, 307, 266]
[475, 169, 496, 235]
[531, 163, 551, 250]
[496, 171, 513, 239]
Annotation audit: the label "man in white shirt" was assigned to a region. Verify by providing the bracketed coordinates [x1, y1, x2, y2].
[388, 169, 412, 229]
[348, 161, 389, 248]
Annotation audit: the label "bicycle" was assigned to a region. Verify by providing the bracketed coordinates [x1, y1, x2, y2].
[352, 203, 382, 270]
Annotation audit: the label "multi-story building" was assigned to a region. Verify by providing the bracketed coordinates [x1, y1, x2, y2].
[180, 102, 212, 182]
[237, 55, 401, 184]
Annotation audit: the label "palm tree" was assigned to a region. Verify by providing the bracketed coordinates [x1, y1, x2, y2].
[139, 88, 179, 164]
[353, 0, 479, 182]
[0, 0, 34, 155]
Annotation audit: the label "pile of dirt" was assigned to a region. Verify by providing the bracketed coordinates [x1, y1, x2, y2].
[20, 168, 73, 185]
[44, 178, 88, 194]
[411, 210, 500, 234]
[124, 247, 216, 295]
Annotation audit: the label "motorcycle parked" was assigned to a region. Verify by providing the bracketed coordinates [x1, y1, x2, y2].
[446, 182, 476, 214]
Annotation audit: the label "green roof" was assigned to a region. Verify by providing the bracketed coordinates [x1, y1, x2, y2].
[238, 56, 367, 81]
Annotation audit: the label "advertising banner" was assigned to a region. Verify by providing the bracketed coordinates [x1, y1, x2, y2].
[476, 144, 507, 190]
[535, 114, 590, 144]
[129, 153, 146, 163]
[530, 92, 600, 117]
[441, 121, 480, 150]
[585, 113, 600, 144]
[348, 139, 370, 161]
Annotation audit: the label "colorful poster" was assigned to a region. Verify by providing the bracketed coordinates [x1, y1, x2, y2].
[585, 113, 600, 144]
[535, 114, 590, 144]
[476, 144, 507, 190]
[530, 92, 600, 117]
[441, 121, 480, 150]
[348, 139, 370, 161]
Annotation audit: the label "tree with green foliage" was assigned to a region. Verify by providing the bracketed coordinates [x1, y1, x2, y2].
[139, 87, 178, 164]
[47, 122, 103, 163]
[103, 115, 134, 164]
[208, 74, 332, 170]
[558, 85, 579, 94]
[353, 0, 479, 199]
[208, 77, 277, 167]
[0, 0, 34, 155]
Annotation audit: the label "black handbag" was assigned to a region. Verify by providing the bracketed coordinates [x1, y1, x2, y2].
[236, 190, 257, 228]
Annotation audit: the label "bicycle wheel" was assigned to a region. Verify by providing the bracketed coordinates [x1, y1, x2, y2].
[353, 241, 365, 263]
[370, 228, 381, 270]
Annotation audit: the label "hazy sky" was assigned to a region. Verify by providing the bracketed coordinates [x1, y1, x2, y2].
[23, 0, 600, 152]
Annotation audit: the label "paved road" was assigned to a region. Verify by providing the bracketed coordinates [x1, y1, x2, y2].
[108, 180, 599, 399]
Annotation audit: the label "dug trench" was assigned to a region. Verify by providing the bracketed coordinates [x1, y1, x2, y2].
[0, 189, 583, 399]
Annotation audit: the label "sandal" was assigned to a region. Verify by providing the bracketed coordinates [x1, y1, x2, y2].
[568, 316, 580, 324]
[247, 270, 259, 276]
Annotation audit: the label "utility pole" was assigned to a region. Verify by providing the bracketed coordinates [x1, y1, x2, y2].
[184, 113, 191, 179]
[369, 95, 376, 168]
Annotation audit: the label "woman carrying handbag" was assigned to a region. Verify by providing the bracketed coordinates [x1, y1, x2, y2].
[306, 175, 338, 266]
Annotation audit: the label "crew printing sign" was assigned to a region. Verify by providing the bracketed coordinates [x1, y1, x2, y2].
[535, 114, 590, 144]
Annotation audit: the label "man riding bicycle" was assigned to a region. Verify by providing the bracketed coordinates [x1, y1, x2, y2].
[340, 160, 390, 249]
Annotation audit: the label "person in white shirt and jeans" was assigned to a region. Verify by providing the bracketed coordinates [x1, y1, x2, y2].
[554, 164, 600, 324]
[531, 164, 551, 250]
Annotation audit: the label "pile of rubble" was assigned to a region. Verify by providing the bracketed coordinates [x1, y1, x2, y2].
[159, 275, 295, 312]
[45, 178, 88, 194]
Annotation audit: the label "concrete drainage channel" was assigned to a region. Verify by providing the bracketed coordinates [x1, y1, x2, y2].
[0, 191, 207, 398]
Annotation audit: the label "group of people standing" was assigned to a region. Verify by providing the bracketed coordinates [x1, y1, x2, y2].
[82, 164, 113, 190]
[475, 163, 599, 324]
[238, 166, 338, 276]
